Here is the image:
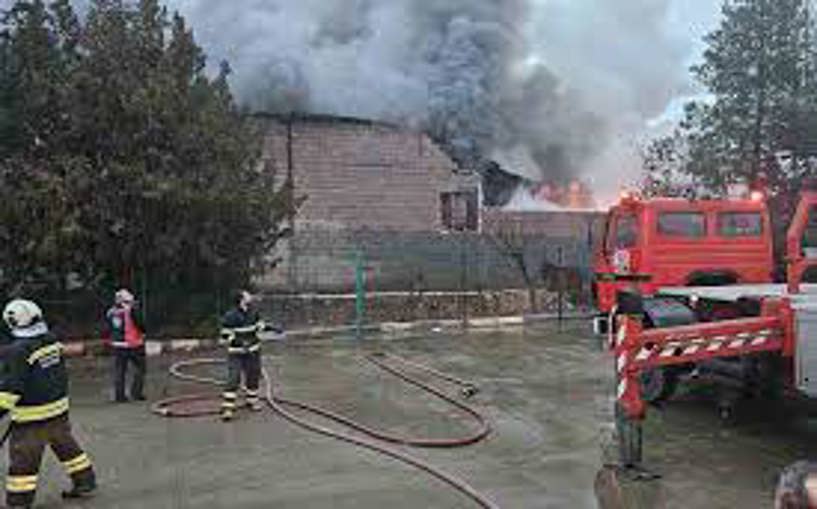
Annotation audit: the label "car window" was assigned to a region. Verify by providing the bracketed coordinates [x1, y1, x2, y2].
[717, 212, 763, 237]
[657, 212, 706, 238]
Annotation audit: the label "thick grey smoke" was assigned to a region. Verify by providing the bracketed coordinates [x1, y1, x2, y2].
[528, 0, 720, 198]
[0, 0, 722, 194]
[167, 0, 720, 190]
[168, 0, 610, 183]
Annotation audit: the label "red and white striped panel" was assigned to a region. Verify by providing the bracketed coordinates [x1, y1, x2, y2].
[616, 327, 630, 400]
[633, 329, 776, 363]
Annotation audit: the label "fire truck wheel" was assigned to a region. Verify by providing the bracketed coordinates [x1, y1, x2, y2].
[751, 356, 784, 401]
[639, 368, 679, 404]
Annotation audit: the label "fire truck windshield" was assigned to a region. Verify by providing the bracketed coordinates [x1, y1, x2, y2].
[614, 215, 638, 248]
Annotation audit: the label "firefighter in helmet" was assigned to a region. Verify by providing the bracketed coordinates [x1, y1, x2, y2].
[0, 299, 97, 507]
[220, 290, 266, 421]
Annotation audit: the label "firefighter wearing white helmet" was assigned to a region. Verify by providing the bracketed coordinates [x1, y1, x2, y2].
[0, 299, 97, 507]
[2, 300, 43, 331]
[104, 288, 147, 402]
[219, 290, 267, 421]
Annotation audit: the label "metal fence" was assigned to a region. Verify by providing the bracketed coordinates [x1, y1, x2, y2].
[255, 227, 598, 329]
[7, 225, 598, 339]
[269, 228, 595, 294]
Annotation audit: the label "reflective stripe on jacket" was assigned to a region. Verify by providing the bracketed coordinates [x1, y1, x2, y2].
[220, 308, 263, 355]
[0, 327, 70, 423]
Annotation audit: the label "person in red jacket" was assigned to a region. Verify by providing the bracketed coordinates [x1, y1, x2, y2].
[104, 289, 146, 403]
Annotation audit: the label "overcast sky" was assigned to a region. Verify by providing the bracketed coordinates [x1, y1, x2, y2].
[523, 0, 722, 193]
[0, 0, 725, 196]
[167, 0, 724, 192]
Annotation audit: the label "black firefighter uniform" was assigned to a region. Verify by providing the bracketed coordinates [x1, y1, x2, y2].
[220, 307, 265, 419]
[0, 322, 96, 507]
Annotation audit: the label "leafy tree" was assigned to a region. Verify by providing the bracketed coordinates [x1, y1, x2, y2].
[640, 129, 694, 198]
[0, 0, 295, 333]
[643, 0, 817, 194]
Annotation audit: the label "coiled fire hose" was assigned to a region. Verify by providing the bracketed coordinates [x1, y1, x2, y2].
[152, 351, 499, 509]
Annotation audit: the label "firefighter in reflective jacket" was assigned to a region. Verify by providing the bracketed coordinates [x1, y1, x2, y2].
[0, 299, 96, 508]
[220, 290, 266, 421]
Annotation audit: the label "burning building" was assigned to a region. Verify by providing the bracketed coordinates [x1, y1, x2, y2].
[254, 113, 480, 233]
[532, 180, 597, 210]
[252, 112, 603, 292]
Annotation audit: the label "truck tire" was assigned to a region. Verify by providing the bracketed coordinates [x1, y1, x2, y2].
[636, 297, 693, 404]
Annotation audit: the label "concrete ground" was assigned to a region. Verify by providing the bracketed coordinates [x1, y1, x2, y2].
[3, 323, 816, 508]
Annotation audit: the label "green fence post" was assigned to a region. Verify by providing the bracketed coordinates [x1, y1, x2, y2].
[355, 250, 366, 339]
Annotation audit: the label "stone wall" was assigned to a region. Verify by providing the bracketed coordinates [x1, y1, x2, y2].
[258, 289, 575, 329]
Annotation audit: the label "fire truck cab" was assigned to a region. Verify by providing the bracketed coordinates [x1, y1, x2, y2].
[607, 190, 817, 471]
[595, 192, 773, 316]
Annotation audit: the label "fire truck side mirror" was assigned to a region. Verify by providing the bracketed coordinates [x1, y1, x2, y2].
[616, 290, 644, 316]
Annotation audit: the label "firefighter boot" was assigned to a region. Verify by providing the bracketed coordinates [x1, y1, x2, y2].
[62, 476, 97, 499]
[246, 389, 263, 412]
[222, 391, 238, 421]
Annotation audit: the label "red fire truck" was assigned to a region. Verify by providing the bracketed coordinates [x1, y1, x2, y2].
[595, 190, 774, 316]
[593, 190, 778, 403]
[606, 190, 817, 470]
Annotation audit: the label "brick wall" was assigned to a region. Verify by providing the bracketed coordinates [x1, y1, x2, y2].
[252, 114, 604, 294]
[257, 114, 458, 232]
[482, 208, 606, 239]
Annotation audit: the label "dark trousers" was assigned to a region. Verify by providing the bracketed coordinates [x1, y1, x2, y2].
[222, 351, 261, 413]
[6, 413, 96, 507]
[113, 346, 146, 401]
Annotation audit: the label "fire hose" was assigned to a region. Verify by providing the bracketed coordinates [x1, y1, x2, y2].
[152, 350, 499, 509]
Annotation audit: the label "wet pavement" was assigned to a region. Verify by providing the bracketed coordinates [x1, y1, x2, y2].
[2, 323, 815, 508]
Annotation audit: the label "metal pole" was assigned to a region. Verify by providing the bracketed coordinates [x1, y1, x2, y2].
[355, 250, 366, 340]
[586, 220, 594, 308]
[557, 246, 564, 330]
[286, 115, 296, 290]
[141, 263, 147, 332]
[460, 232, 468, 327]
[616, 403, 643, 467]
[613, 312, 647, 471]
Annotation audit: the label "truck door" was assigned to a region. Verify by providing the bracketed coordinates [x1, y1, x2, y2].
[786, 192, 817, 290]
[596, 211, 639, 312]
[803, 205, 817, 257]
[612, 213, 638, 273]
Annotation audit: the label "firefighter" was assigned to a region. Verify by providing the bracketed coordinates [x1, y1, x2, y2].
[0, 299, 97, 508]
[104, 288, 147, 402]
[220, 290, 266, 421]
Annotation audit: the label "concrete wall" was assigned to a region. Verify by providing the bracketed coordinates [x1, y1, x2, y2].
[258, 227, 597, 295]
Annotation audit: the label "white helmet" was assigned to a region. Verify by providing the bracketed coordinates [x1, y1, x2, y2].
[115, 289, 135, 305]
[3, 299, 43, 330]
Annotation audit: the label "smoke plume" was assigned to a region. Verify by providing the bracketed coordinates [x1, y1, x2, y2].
[1, 0, 722, 198]
[186, 0, 612, 183]
[171, 0, 719, 192]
